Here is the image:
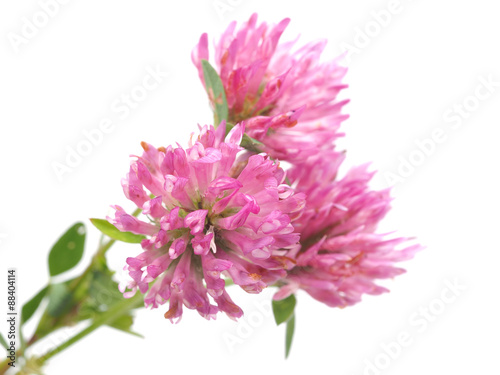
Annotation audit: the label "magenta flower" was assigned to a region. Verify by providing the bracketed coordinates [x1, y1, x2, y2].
[192, 13, 349, 161]
[274, 153, 421, 307]
[108, 123, 305, 322]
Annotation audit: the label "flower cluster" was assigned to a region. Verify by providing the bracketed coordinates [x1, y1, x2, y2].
[110, 123, 304, 321]
[274, 155, 420, 307]
[110, 13, 419, 322]
[192, 13, 349, 162]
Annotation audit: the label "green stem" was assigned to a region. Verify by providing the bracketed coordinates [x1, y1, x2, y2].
[37, 292, 143, 365]
[0, 359, 10, 375]
[0, 294, 143, 374]
[31, 238, 116, 343]
[31, 207, 141, 343]
[22, 207, 144, 366]
[0, 348, 24, 375]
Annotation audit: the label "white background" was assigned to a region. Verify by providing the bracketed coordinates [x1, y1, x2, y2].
[1, 0, 499, 374]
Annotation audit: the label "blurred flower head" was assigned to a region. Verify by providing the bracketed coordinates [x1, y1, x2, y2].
[275, 153, 421, 307]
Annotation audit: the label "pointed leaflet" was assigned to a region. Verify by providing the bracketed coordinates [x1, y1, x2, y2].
[273, 294, 297, 359]
[272, 294, 296, 325]
[201, 59, 228, 126]
[285, 314, 295, 359]
[90, 218, 145, 244]
[21, 286, 49, 325]
[48, 223, 86, 277]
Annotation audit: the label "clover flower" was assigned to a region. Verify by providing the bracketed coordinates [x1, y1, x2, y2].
[192, 13, 349, 161]
[274, 154, 421, 307]
[109, 123, 305, 321]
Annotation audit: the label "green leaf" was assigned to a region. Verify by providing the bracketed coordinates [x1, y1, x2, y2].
[48, 222, 86, 277]
[225, 122, 262, 153]
[32, 278, 82, 338]
[90, 218, 145, 244]
[77, 271, 121, 321]
[46, 282, 74, 317]
[285, 313, 295, 358]
[21, 286, 49, 325]
[272, 294, 296, 325]
[0, 332, 8, 350]
[241, 133, 263, 153]
[108, 314, 143, 338]
[201, 59, 228, 126]
[77, 263, 142, 337]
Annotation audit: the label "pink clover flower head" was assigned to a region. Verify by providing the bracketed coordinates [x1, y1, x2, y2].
[275, 155, 421, 308]
[192, 13, 349, 162]
[109, 123, 305, 322]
